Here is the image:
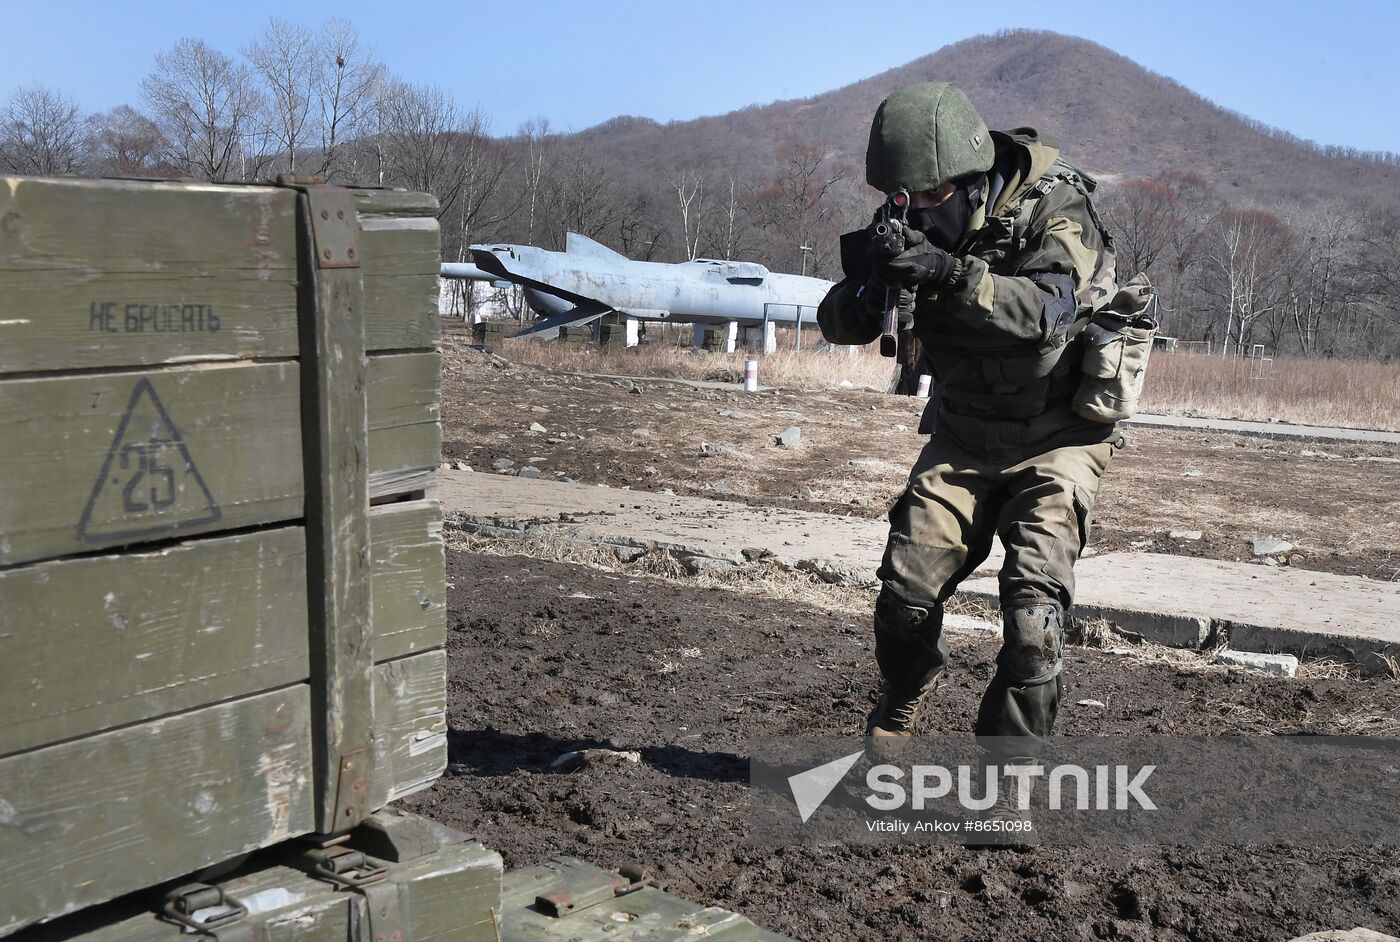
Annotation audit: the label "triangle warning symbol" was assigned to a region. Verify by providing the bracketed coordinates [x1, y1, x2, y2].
[76, 378, 222, 543]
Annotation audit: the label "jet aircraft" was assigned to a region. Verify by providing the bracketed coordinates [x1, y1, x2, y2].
[440, 232, 835, 351]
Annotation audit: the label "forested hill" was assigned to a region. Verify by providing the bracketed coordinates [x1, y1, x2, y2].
[572, 29, 1400, 207]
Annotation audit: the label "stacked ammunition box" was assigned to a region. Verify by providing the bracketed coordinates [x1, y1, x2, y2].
[556, 324, 590, 346]
[0, 177, 500, 937]
[473, 320, 509, 346]
[598, 323, 629, 348]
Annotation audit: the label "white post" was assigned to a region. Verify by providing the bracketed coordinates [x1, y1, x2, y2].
[743, 359, 758, 392]
[761, 320, 777, 355]
[722, 320, 738, 354]
[624, 317, 640, 348]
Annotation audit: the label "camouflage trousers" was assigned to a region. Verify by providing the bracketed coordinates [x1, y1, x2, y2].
[874, 435, 1115, 741]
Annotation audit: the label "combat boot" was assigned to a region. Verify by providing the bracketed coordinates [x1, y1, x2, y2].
[866, 589, 949, 744]
[865, 675, 940, 738]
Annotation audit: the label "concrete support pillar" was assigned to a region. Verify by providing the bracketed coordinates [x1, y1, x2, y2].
[760, 320, 777, 355]
[692, 324, 708, 349]
[624, 316, 639, 348]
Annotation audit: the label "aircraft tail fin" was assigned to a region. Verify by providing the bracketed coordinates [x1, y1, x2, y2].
[565, 231, 628, 260]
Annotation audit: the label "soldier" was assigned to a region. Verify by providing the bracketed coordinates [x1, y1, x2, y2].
[819, 83, 1153, 834]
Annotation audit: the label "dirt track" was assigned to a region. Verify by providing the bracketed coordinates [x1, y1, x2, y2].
[403, 551, 1400, 942]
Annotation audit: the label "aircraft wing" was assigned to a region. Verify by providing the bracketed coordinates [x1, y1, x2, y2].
[512, 302, 611, 338]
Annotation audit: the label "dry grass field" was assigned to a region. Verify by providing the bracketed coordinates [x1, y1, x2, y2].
[1138, 350, 1400, 431]
[489, 325, 1400, 432]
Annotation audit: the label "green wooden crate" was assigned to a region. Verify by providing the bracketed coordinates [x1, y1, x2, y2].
[473, 321, 509, 345]
[500, 857, 790, 942]
[24, 810, 502, 942]
[0, 177, 448, 935]
[598, 324, 629, 348]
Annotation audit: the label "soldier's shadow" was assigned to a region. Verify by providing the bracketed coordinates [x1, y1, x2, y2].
[446, 727, 748, 783]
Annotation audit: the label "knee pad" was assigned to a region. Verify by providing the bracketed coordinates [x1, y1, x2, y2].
[998, 602, 1064, 686]
[874, 586, 942, 644]
[873, 586, 948, 690]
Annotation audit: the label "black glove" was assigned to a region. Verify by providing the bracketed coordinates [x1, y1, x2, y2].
[860, 276, 888, 317]
[860, 276, 914, 321]
[869, 226, 958, 289]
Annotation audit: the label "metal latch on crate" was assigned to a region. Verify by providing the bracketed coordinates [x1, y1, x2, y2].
[535, 863, 657, 917]
[161, 883, 254, 941]
[301, 846, 408, 942]
[303, 845, 388, 888]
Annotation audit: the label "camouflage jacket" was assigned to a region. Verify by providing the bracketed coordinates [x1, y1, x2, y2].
[818, 128, 1120, 459]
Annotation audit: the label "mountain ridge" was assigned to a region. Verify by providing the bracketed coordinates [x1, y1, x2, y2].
[567, 29, 1399, 207]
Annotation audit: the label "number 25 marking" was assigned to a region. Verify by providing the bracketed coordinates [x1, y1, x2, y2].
[119, 442, 177, 513]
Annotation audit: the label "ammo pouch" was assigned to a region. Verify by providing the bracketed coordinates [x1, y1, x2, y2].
[1071, 274, 1157, 424]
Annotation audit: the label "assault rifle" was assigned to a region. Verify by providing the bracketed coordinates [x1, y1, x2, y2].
[871, 188, 911, 357]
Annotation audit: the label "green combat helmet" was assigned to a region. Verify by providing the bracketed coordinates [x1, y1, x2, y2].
[866, 82, 994, 193]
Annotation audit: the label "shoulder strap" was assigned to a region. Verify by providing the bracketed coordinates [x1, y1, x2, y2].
[1008, 158, 1119, 314]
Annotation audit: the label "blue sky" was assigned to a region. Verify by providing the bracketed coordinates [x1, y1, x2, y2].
[5, 0, 1397, 154]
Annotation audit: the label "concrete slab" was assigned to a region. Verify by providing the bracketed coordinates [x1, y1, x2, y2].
[434, 472, 1400, 667]
[961, 552, 1400, 664]
[1126, 413, 1400, 446]
[432, 469, 1002, 582]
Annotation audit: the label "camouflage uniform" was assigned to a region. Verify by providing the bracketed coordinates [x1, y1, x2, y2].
[820, 91, 1122, 746]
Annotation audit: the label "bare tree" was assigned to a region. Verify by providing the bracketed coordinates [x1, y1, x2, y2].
[617, 187, 665, 261]
[1201, 209, 1291, 355]
[1275, 204, 1358, 355]
[142, 38, 263, 181]
[313, 18, 384, 181]
[0, 85, 89, 175]
[91, 105, 169, 177]
[246, 18, 316, 174]
[748, 140, 848, 275]
[517, 117, 553, 245]
[1101, 176, 1179, 277]
[378, 79, 467, 214]
[717, 173, 757, 260]
[540, 144, 624, 248]
[445, 108, 514, 261]
[672, 167, 708, 260]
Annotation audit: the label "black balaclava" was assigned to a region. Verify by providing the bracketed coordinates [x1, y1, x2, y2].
[908, 176, 986, 251]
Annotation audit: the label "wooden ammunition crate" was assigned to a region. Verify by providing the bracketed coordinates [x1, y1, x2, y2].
[25, 810, 501, 942]
[0, 177, 447, 935]
[473, 320, 509, 345]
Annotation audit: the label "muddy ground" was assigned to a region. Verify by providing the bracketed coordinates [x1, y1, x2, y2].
[441, 328, 1400, 581]
[404, 552, 1400, 942]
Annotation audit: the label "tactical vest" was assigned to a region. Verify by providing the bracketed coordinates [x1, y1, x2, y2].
[918, 158, 1117, 422]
